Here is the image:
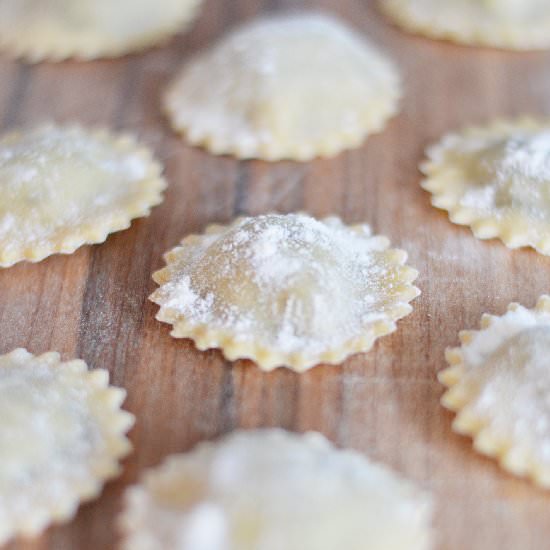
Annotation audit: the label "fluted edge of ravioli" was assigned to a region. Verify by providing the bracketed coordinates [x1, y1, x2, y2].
[439, 296, 550, 489]
[164, 85, 401, 161]
[0, 124, 167, 268]
[420, 117, 550, 256]
[118, 430, 434, 550]
[379, 0, 550, 51]
[0, 348, 135, 545]
[0, 0, 203, 62]
[149, 214, 420, 371]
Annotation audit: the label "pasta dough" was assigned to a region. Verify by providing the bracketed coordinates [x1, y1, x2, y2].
[0, 124, 166, 267]
[164, 13, 401, 160]
[0, 349, 134, 544]
[379, 0, 550, 50]
[119, 430, 433, 550]
[0, 0, 202, 61]
[150, 213, 419, 371]
[421, 118, 550, 255]
[441, 296, 550, 488]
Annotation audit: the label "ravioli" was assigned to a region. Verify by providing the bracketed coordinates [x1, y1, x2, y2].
[0, 0, 202, 61]
[120, 430, 433, 550]
[150, 213, 419, 371]
[164, 13, 401, 160]
[380, 0, 550, 50]
[0, 348, 134, 545]
[441, 296, 550, 488]
[421, 118, 550, 255]
[0, 125, 166, 267]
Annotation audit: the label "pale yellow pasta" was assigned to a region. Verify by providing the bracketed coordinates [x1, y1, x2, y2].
[0, 0, 202, 61]
[164, 13, 401, 160]
[119, 430, 433, 550]
[380, 0, 550, 50]
[421, 118, 550, 255]
[441, 296, 550, 488]
[0, 124, 166, 267]
[0, 349, 134, 545]
[150, 213, 419, 371]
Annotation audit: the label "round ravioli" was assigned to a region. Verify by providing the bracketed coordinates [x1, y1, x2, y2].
[0, 124, 166, 267]
[441, 296, 550, 488]
[0, 0, 202, 61]
[0, 348, 134, 545]
[119, 430, 433, 550]
[421, 118, 550, 255]
[150, 213, 420, 371]
[379, 0, 550, 50]
[164, 13, 401, 161]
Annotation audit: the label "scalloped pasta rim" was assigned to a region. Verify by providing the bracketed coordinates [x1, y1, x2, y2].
[379, 0, 550, 51]
[164, 84, 401, 161]
[439, 296, 550, 489]
[0, 0, 203, 62]
[420, 117, 550, 255]
[0, 348, 135, 545]
[0, 124, 167, 268]
[149, 215, 420, 372]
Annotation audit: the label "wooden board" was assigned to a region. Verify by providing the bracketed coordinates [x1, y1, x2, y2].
[2, 1, 550, 548]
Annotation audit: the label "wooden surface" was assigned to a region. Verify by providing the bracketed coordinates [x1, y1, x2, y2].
[2, 1, 550, 549]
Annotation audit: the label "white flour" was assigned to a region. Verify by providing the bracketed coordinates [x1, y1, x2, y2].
[158, 213, 408, 355]
[0, 126, 149, 248]
[458, 306, 550, 464]
[121, 430, 432, 550]
[460, 131, 550, 220]
[0, 351, 100, 527]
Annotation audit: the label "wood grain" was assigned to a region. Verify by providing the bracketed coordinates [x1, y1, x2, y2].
[2, 1, 550, 549]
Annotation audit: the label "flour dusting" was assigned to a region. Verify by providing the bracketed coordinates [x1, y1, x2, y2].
[457, 131, 550, 220]
[450, 303, 550, 467]
[498, 131, 550, 182]
[0, 126, 149, 246]
[155, 213, 418, 359]
[120, 430, 433, 550]
[0, 125, 165, 267]
[0, 350, 100, 536]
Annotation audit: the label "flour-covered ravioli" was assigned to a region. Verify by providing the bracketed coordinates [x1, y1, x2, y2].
[421, 118, 550, 255]
[380, 0, 550, 50]
[164, 14, 401, 161]
[441, 296, 550, 488]
[119, 430, 433, 550]
[0, 349, 134, 545]
[0, 0, 202, 61]
[150, 213, 419, 371]
[0, 125, 166, 267]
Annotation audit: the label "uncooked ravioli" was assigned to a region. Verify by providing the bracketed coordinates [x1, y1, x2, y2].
[0, 125, 166, 267]
[0, 349, 134, 545]
[0, 0, 203, 61]
[119, 430, 433, 550]
[150, 213, 419, 371]
[441, 296, 550, 488]
[380, 0, 550, 50]
[421, 118, 550, 255]
[164, 13, 401, 160]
